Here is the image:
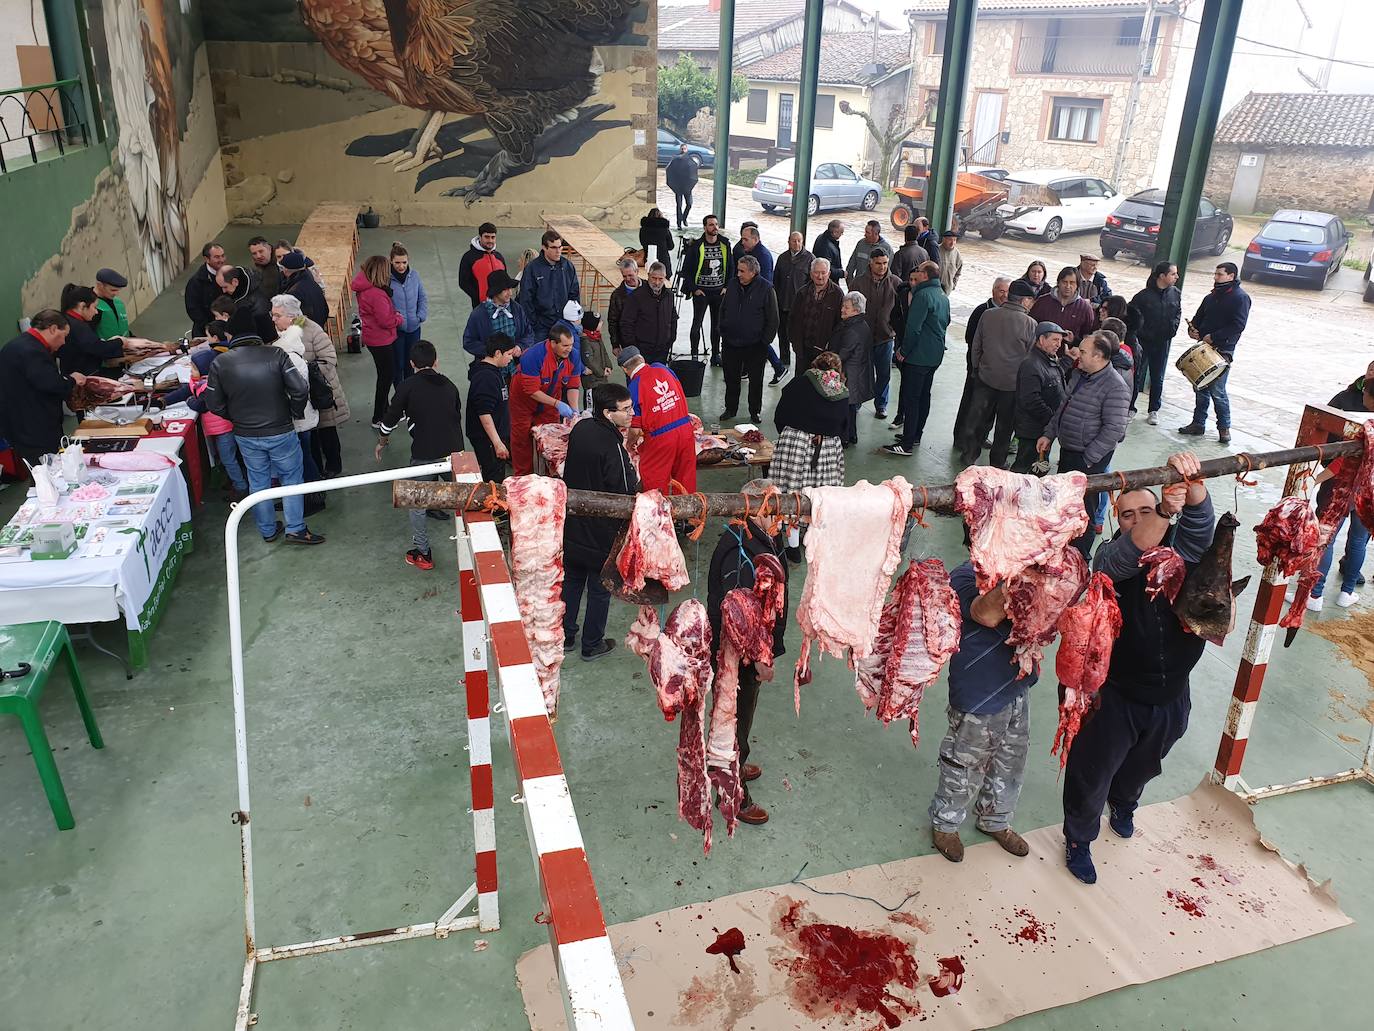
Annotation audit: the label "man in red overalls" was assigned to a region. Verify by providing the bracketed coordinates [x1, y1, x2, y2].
[509, 324, 582, 475]
[620, 346, 696, 493]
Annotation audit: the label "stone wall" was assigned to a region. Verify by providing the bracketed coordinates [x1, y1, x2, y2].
[1205, 146, 1374, 218]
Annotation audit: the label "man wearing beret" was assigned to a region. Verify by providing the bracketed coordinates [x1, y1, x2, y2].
[93, 268, 131, 339]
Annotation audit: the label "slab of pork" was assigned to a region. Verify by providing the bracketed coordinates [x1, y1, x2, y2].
[1004, 546, 1089, 678]
[954, 467, 1089, 592]
[503, 475, 567, 716]
[617, 490, 691, 592]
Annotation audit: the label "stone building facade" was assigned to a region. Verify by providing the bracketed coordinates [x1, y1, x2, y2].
[904, 1, 1183, 193]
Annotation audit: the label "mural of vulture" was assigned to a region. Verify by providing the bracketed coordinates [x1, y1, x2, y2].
[298, 0, 641, 201]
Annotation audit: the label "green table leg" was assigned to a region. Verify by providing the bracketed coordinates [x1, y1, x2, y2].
[127, 629, 148, 672]
[61, 634, 103, 749]
[16, 700, 75, 830]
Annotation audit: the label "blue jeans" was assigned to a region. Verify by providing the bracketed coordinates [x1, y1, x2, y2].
[238, 431, 306, 537]
[211, 432, 247, 491]
[1142, 339, 1170, 413]
[1312, 514, 1370, 597]
[298, 430, 320, 483]
[1191, 364, 1231, 430]
[562, 558, 610, 655]
[394, 328, 421, 386]
[873, 339, 894, 411]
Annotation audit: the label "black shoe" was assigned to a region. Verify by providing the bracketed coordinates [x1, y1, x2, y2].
[1178, 423, 1206, 435]
[749, 413, 761, 424]
[892, 416, 904, 427]
[582, 638, 616, 661]
[785, 546, 803, 564]
[262, 521, 284, 543]
[710, 357, 722, 368]
[564, 634, 577, 653]
[883, 443, 913, 457]
[285, 529, 326, 545]
[1218, 429, 1232, 444]
[425, 509, 450, 521]
[720, 409, 737, 421]
[304, 496, 326, 517]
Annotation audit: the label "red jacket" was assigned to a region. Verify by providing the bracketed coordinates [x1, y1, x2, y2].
[351, 270, 403, 348]
[628, 363, 691, 438]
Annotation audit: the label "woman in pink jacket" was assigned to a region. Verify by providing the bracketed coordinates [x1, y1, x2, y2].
[352, 255, 404, 426]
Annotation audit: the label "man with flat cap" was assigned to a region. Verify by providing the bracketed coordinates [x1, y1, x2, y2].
[1011, 321, 1067, 473]
[93, 268, 131, 339]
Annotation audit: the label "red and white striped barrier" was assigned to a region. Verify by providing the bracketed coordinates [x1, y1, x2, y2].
[1214, 405, 1374, 800]
[454, 455, 633, 1029]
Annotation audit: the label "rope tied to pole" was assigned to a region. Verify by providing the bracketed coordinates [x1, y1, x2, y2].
[1235, 453, 1259, 487]
[912, 484, 931, 528]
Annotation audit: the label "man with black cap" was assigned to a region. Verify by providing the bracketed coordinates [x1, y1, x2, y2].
[960, 278, 1037, 467]
[1011, 321, 1067, 472]
[280, 250, 329, 328]
[93, 268, 131, 339]
[462, 269, 535, 358]
[938, 230, 963, 294]
[185, 242, 227, 336]
[203, 306, 321, 545]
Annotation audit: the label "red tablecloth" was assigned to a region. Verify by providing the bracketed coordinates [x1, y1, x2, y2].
[145, 418, 204, 505]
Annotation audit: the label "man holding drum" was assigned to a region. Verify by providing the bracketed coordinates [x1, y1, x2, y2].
[1178, 262, 1251, 445]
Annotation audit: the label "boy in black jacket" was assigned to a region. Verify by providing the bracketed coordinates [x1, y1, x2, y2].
[376, 340, 463, 570]
[466, 333, 520, 483]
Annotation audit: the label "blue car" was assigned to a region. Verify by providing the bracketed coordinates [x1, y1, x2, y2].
[657, 128, 714, 169]
[1241, 210, 1351, 289]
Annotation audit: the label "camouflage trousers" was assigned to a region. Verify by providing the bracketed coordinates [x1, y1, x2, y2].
[928, 694, 1030, 834]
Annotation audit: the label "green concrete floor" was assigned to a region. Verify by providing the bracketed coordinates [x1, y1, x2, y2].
[2, 223, 1371, 1031]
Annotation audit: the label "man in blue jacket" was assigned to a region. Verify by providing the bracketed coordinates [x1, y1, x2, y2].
[519, 230, 581, 338]
[1178, 262, 1251, 444]
[463, 270, 536, 358]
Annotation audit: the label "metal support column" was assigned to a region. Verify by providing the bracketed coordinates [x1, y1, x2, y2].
[712, 0, 737, 224]
[789, 0, 826, 239]
[925, 0, 979, 235]
[1154, 0, 1242, 289]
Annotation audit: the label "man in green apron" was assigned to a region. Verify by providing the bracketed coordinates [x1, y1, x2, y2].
[93, 268, 130, 339]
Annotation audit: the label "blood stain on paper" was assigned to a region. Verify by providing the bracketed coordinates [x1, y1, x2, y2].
[772, 896, 923, 1029]
[677, 975, 719, 1023]
[1005, 907, 1056, 946]
[928, 955, 965, 998]
[1196, 853, 1240, 885]
[888, 911, 933, 933]
[706, 927, 746, 973]
[1166, 889, 1208, 918]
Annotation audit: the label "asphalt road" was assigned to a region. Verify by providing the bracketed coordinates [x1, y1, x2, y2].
[657, 175, 1373, 451]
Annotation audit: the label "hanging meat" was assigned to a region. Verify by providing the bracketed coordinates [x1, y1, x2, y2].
[1277, 428, 1374, 637]
[1254, 496, 1321, 577]
[794, 477, 914, 710]
[625, 601, 714, 852]
[854, 558, 962, 747]
[617, 490, 690, 593]
[709, 554, 785, 840]
[1003, 546, 1089, 679]
[503, 475, 567, 716]
[1139, 546, 1187, 604]
[1052, 572, 1123, 767]
[954, 467, 1090, 592]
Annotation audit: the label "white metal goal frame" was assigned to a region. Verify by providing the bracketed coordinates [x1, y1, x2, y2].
[224, 456, 632, 1029]
[1213, 404, 1374, 802]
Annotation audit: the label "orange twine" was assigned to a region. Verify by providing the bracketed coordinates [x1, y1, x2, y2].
[480, 481, 509, 514]
[912, 484, 930, 528]
[1109, 470, 1129, 515]
[1235, 453, 1259, 487]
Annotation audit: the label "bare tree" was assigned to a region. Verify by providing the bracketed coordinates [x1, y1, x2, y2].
[840, 100, 929, 188]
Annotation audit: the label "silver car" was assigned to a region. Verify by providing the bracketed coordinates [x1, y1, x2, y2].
[752, 159, 882, 216]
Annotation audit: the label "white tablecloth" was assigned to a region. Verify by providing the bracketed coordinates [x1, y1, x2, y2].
[0, 465, 193, 632]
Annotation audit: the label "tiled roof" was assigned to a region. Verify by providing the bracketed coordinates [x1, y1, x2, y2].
[905, 0, 1171, 14]
[1214, 92, 1374, 149]
[741, 33, 912, 86]
[660, 1, 895, 51]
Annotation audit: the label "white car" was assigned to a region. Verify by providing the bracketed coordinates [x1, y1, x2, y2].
[995, 170, 1119, 243]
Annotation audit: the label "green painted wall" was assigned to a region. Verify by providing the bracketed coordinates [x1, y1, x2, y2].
[0, 143, 113, 334]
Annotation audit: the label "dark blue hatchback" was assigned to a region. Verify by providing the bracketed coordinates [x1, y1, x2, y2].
[1241, 209, 1351, 289]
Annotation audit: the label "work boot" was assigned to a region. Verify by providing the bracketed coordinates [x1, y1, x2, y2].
[1177, 423, 1205, 436]
[1218, 428, 1232, 444]
[742, 763, 762, 782]
[932, 829, 964, 863]
[582, 639, 616, 661]
[1108, 805, 1135, 839]
[1065, 840, 1097, 884]
[738, 802, 769, 825]
[985, 827, 1030, 857]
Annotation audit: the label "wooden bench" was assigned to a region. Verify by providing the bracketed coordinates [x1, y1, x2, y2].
[296, 203, 360, 347]
[544, 214, 637, 316]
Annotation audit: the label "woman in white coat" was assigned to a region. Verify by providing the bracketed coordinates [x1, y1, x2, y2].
[269, 295, 324, 514]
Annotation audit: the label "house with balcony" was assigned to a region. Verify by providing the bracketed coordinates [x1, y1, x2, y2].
[903, 0, 1186, 192]
[658, 0, 893, 73]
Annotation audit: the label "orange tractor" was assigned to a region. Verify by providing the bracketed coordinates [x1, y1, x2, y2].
[890, 169, 1054, 240]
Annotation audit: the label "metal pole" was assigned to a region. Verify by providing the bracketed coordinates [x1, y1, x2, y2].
[1154, 0, 1243, 288]
[1111, 0, 1158, 191]
[393, 438, 1364, 519]
[712, 0, 737, 224]
[925, 0, 979, 234]
[789, 0, 826, 239]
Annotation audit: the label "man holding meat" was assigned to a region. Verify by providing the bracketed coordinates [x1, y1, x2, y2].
[705, 479, 791, 827]
[508, 324, 582, 476]
[1062, 451, 1214, 885]
[928, 562, 1036, 863]
[620, 346, 696, 494]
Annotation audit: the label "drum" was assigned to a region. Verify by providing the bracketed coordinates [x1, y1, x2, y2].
[1175, 342, 1229, 389]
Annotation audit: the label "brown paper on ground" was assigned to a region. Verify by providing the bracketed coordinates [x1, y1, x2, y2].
[517, 783, 1351, 1029]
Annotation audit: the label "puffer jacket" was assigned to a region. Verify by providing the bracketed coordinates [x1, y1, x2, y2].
[1130, 281, 1182, 346]
[202, 336, 308, 438]
[1045, 364, 1131, 467]
[350, 270, 402, 347]
[298, 317, 350, 429]
[389, 268, 429, 332]
[273, 324, 319, 432]
[639, 214, 674, 271]
[1013, 346, 1066, 439]
[830, 314, 875, 405]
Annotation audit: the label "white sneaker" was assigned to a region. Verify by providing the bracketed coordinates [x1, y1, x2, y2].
[1337, 591, 1360, 608]
[1306, 596, 1324, 612]
[1147, 411, 1158, 426]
